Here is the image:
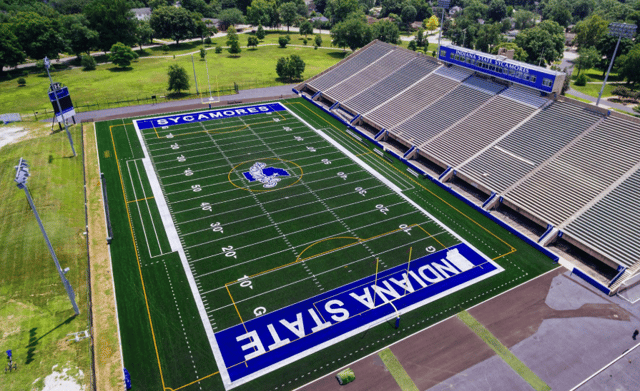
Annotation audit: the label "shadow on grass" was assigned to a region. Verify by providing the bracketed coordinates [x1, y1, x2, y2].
[327, 51, 349, 59]
[107, 66, 133, 72]
[24, 315, 76, 365]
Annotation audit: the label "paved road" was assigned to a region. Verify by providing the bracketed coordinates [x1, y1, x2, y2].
[567, 88, 636, 114]
[75, 84, 296, 123]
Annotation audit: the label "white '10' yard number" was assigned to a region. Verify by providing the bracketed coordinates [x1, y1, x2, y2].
[222, 246, 237, 259]
[238, 275, 253, 289]
[337, 172, 347, 180]
[376, 204, 389, 215]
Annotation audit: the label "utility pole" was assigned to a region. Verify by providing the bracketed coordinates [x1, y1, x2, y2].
[14, 158, 79, 316]
[191, 54, 199, 96]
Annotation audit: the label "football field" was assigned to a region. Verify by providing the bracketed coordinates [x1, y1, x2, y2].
[95, 98, 556, 391]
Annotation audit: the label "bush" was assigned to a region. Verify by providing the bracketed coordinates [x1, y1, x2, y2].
[314, 45, 318, 50]
[303, 38, 307, 45]
[612, 85, 631, 98]
[200, 47, 206, 59]
[17, 77, 26, 86]
[81, 54, 97, 70]
[162, 44, 169, 52]
[204, 37, 212, 45]
[315, 34, 322, 47]
[408, 40, 417, 51]
[279, 36, 288, 48]
[215, 46, 223, 53]
[276, 54, 305, 81]
[574, 73, 588, 86]
[256, 24, 265, 40]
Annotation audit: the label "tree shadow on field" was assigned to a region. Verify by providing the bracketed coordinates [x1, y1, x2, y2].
[24, 315, 77, 365]
[107, 66, 133, 72]
[327, 51, 349, 59]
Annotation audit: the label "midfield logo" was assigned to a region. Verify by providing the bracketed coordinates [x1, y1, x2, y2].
[243, 162, 290, 188]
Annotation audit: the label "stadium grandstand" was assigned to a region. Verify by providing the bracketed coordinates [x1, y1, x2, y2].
[295, 40, 640, 296]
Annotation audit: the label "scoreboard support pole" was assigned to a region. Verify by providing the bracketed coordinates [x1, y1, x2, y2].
[44, 57, 76, 157]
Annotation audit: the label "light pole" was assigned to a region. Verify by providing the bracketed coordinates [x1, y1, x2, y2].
[437, 0, 451, 53]
[14, 158, 80, 316]
[191, 54, 199, 96]
[596, 23, 637, 107]
[44, 57, 76, 157]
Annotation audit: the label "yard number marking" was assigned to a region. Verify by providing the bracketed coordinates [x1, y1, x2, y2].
[211, 222, 224, 233]
[426, 246, 436, 253]
[337, 172, 347, 180]
[294, 136, 303, 141]
[376, 204, 389, 215]
[222, 246, 237, 259]
[273, 118, 280, 122]
[307, 146, 316, 152]
[283, 126, 291, 131]
[201, 202, 212, 212]
[254, 307, 266, 317]
[171, 143, 179, 150]
[177, 155, 186, 162]
[355, 187, 366, 196]
[399, 224, 411, 235]
[192, 184, 202, 192]
[184, 168, 194, 176]
[321, 158, 331, 165]
[238, 275, 253, 289]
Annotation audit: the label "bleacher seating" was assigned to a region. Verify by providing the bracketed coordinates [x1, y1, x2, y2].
[422, 96, 535, 167]
[506, 116, 640, 226]
[342, 57, 440, 115]
[392, 84, 496, 146]
[434, 65, 474, 82]
[364, 74, 458, 130]
[324, 49, 417, 103]
[460, 102, 603, 193]
[307, 43, 394, 92]
[564, 168, 640, 269]
[462, 76, 506, 95]
[500, 84, 549, 108]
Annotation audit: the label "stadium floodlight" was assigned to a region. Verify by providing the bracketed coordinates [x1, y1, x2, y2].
[15, 158, 80, 316]
[596, 23, 637, 107]
[437, 0, 451, 53]
[44, 57, 76, 157]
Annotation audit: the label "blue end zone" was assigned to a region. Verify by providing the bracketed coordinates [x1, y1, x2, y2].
[134, 103, 286, 130]
[215, 243, 501, 384]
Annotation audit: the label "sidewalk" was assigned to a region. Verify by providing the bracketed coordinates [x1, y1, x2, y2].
[566, 88, 636, 114]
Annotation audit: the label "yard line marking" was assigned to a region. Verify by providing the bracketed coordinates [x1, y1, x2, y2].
[126, 160, 161, 258]
[127, 196, 155, 204]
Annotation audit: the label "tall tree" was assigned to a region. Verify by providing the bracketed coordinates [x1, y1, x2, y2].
[278, 2, 298, 33]
[400, 5, 417, 29]
[218, 8, 245, 31]
[372, 20, 400, 44]
[326, 0, 360, 24]
[226, 25, 241, 55]
[513, 9, 535, 30]
[574, 46, 599, 77]
[541, 0, 572, 27]
[247, 0, 278, 27]
[11, 12, 65, 60]
[247, 35, 259, 49]
[0, 25, 25, 76]
[488, 0, 507, 22]
[300, 20, 314, 37]
[618, 44, 640, 86]
[330, 14, 372, 51]
[424, 14, 439, 33]
[84, 0, 137, 51]
[109, 42, 137, 68]
[167, 64, 190, 94]
[150, 6, 197, 45]
[573, 14, 608, 49]
[573, 0, 595, 21]
[61, 14, 99, 58]
[515, 22, 564, 66]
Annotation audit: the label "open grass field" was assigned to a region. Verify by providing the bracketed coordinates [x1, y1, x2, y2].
[0, 40, 346, 115]
[0, 122, 90, 390]
[94, 97, 558, 391]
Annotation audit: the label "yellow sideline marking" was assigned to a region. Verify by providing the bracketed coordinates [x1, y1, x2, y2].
[110, 122, 222, 391]
[127, 196, 155, 204]
[285, 102, 517, 259]
[109, 123, 166, 389]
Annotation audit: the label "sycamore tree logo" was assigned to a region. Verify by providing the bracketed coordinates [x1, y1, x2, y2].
[243, 162, 290, 188]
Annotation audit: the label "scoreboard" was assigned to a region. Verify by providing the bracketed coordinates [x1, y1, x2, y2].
[48, 85, 76, 123]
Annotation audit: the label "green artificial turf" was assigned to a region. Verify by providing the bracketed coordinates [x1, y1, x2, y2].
[0, 122, 90, 391]
[94, 97, 558, 391]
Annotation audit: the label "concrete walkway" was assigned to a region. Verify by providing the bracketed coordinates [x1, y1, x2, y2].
[566, 88, 637, 114]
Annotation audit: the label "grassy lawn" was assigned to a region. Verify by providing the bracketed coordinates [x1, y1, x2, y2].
[571, 67, 622, 83]
[0, 44, 346, 114]
[0, 121, 90, 390]
[565, 94, 592, 104]
[571, 81, 616, 98]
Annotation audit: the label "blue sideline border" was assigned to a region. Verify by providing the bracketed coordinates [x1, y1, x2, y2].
[300, 94, 560, 264]
[215, 243, 502, 385]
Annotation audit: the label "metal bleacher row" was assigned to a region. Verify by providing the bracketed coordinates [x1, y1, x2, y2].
[296, 40, 640, 278]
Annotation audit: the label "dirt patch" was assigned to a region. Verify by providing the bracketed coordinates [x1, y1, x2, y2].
[39, 364, 85, 391]
[84, 123, 122, 391]
[468, 269, 631, 349]
[0, 125, 28, 149]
